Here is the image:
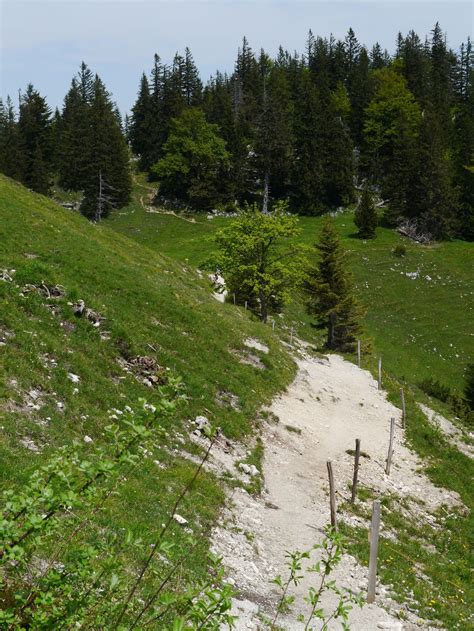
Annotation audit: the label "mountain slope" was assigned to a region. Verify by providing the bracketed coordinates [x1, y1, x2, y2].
[0, 175, 295, 586]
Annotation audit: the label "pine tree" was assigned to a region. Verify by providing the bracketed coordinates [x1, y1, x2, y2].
[291, 69, 324, 214]
[0, 97, 22, 180]
[57, 75, 91, 190]
[80, 76, 131, 219]
[183, 47, 202, 106]
[129, 73, 154, 170]
[354, 183, 378, 238]
[305, 218, 362, 351]
[254, 65, 293, 210]
[17, 84, 52, 194]
[409, 107, 458, 238]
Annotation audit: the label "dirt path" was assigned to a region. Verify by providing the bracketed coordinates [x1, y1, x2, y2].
[212, 350, 461, 630]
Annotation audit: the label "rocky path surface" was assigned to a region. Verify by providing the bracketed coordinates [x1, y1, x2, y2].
[211, 350, 461, 630]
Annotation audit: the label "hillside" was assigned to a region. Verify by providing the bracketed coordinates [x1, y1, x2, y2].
[0, 174, 295, 596]
[107, 179, 474, 629]
[110, 178, 474, 393]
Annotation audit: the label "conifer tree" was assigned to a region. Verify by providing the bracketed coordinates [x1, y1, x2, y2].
[0, 97, 22, 180]
[57, 76, 91, 190]
[305, 218, 362, 351]
[291, 70, 323, 214]
[80, 76, 131, 219]
[129, 73, 154, 170]
[17, 84, 52, 194]
[354, 183, 378, 238]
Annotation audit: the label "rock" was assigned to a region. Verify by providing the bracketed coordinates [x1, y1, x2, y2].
[194, 415, 210, 431]
[173, 513, 188, 525]
[83, 435, 93, 443]
[239, 463, 259, 477]
[377, 623, 404, 630]
[67, 372, 80, 383]
[73, 300, 85, 316]
[244, 338, 269, 354]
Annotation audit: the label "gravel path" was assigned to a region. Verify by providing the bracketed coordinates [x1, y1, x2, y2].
[212, 350, 461, 630]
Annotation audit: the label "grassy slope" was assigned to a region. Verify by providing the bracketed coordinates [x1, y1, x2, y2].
[0, 175, 295, 585]
[110, 182, 474, 392]
[109, 182, 474, 628]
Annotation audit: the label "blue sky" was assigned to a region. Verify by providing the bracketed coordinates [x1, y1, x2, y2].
[1, 1, 472, 114]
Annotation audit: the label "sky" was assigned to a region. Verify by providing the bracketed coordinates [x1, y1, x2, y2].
[1, 0, 472, 114]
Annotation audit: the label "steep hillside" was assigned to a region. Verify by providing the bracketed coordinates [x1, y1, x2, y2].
[0, 175, 294, 586]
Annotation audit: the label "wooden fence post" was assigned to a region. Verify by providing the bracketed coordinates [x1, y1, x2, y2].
[385, 417, 395, 476]
[367, 500, 381, 603]
[400, 388, 406, 428]
[351, 438, 361, 503]
[378, 357, 382, 390]
[357, 339, 361, 368]
[233, 293, 236, 305]
[326, 460, 337, 531]
[244, 300, 248, 310]
[272, 320, 275, 331]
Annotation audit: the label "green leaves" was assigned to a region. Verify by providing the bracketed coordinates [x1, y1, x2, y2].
[210, 203, 306, 321]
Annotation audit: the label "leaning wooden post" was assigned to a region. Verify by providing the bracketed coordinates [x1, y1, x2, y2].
[400, 388, 406, 428]
[357, 339, 361, 368]
[326, 460, 337, 531]
[351, 438, 361, 503]
[367, 500, 381, 603]
[377, 357, 382, 390]
[385, 417, 396, 476]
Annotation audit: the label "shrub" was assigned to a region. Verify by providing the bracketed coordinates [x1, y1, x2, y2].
[392, 244, 407, 257]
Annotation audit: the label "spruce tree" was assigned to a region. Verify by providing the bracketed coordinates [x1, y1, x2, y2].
[0, 97, 22, 180]
[57, 76, 91, 190]
[129, 73, 154, 170]
[291, 70, 323, 214]
[305, 218, 362, 351]
[17, 84, 52, 194]
[354, 183, 378, 238]
[80, 76, 131, 220]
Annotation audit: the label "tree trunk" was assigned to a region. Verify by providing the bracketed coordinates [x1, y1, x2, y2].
[262, 170, 270, 214]
[327, 313, 336, 349]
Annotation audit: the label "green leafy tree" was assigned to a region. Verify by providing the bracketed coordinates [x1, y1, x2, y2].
[363, 69, 421, 220]
[211, 202, 306, 322]
[153, 108, 230, 210]
[354, 183, 378, 238]
[305, 218, 363, 351]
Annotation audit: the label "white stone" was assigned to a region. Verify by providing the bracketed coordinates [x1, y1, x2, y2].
[173, 513, 188, 525]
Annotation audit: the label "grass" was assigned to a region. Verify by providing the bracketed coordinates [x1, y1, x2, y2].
[0, 174, 295, 588]
[108, 179, 474, 626]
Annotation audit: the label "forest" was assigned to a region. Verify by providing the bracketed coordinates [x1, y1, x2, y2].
[0, 22, 473, 239]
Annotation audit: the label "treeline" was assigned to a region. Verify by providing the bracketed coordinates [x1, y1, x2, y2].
[0, 24, 473, 239]
[129, 24, 473, 239]
[0, 64, 131, 220]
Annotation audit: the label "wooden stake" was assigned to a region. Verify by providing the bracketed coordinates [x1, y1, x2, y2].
[233, 293, 236, 305]
[367, 500, 381, 603]
[326, 460, 337, 531]
[400, 388, 406, 428]
[378, 357, 382, 390]
[351, 438, 361, 503]
[272, 320, 275, 331]
[357, 339, 361, 368]
[385, 417, 395, 476]
[244, 300, 248, 310]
